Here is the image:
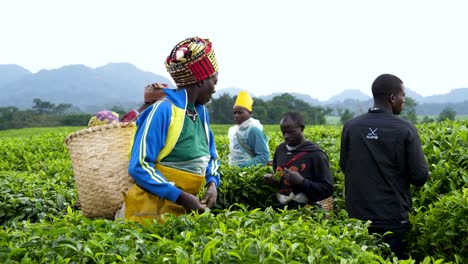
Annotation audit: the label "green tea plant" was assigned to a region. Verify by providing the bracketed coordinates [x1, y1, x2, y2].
[215, 165, 277, 210]
[0, 122, 465, 263]
[409, 188, 468, 262]
[413, 120, 468, 209]
[0, 206, 391, 263]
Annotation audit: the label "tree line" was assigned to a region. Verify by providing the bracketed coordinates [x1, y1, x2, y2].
[0, 99, 91, 130]
[336, 97, 457, 124]
[0, 95, 458, 130]
[208, 93, 332, 124]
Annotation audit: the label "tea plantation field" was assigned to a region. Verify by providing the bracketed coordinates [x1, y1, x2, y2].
[0, 121, 466, 263]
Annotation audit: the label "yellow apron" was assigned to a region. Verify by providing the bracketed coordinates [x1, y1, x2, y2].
[124, 164, 205, 223]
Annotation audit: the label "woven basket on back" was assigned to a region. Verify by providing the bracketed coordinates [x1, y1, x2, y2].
[64, 122, 136, 219]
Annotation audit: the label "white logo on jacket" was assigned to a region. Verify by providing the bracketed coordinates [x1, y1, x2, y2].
[366, 128, 378, 139]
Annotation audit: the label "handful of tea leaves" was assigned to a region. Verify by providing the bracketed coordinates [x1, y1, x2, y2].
[272, 171, 283, 181]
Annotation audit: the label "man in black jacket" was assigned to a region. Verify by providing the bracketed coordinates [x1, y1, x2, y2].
[339, 74, 428, 258]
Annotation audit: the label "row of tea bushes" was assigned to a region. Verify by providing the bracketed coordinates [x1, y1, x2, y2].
[0, 131, 77, 225]
[0, 122, 466, 262]
[1, 206, 390, 263]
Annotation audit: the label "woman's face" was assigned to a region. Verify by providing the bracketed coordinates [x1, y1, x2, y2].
[280, 117, 305, 147]
[195, 73, 218, 105]
[233, 106, 251, 125]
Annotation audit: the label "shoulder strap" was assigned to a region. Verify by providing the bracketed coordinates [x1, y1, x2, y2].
[283, 151, 309, 168]
[236, 131, 255, 157]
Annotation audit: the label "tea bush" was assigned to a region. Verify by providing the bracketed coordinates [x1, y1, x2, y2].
[0, 122, 466, 263]
[413, 120, 468, 209]
[409, 188, 468, 262]
[0, 207, 390, 263]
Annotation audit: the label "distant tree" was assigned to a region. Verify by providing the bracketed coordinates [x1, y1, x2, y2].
[110, 105, 127, 117]
[338, 108, 355, 124]
[206, 93, 330, 125]
[251, 98, 269, 124]
[420, 116, 435, 124]
[267, 93, 329, 124]
[59, 114, 92, 126]
[53, 103, 73, 115]
[401, 97, 418, 124]
[0, 106, 19, 130]
[32, 98, 55, 114]
[438, 107, 456, 122]
[206, 94, 235, 124]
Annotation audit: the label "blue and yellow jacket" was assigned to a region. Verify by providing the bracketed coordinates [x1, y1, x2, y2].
[128, 88, 220, 203]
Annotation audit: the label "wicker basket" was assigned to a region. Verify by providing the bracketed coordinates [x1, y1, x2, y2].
[64, 122, 136, 219]
[317, 196, 334, 212]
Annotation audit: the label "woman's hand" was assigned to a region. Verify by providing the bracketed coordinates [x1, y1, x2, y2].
[201, 182, 217, 208]
[177, 191, 206, 212]
[283, 168, 305, 186]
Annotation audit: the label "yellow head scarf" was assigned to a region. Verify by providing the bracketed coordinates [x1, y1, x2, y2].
[234, 91, 253, 112]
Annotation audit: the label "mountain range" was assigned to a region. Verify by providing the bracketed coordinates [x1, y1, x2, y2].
[214, 87, 468, 105]
[1, 63, 467, 114]
[0, 63, 174, 113]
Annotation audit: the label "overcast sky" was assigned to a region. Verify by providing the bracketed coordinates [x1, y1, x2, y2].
[1, 0, 467, 101]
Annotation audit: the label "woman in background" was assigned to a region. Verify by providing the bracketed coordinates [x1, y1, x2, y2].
[228, 91, 270, 168]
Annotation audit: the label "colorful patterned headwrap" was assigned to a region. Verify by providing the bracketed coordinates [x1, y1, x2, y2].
[87, 110, 119, 127]
[165, 37, 218, 87]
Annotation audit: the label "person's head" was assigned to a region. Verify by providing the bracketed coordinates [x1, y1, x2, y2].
[280, 111, 306, 147]
[371, 74, 406, 114]
[233, 91, 253, 124]
[165, 37, 219, 105]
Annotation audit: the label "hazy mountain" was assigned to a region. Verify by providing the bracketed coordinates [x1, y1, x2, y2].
[405, 88, 424, 102]
[0, 63, 173, 112]
[0, 64, 32, 87]
[1, 63, 467, 115]
[325, 89, 371, 103]
[422, 88, 468, 103]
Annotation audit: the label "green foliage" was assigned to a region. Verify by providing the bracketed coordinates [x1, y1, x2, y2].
[413, 120, 468, 209]
[0, 126, 81, 139]
[438, 107, 456, 122]
[0, 122, 466, 262]
[215, 165, 278, 210]
[207, 93, 331, 125]
[0, 130, 78, 225]
[207, 93, 235, 124]
[420, 116, 435, 124]
[0, 207, 389, 263]
[338, 109, 355, 124]
[401, 97, 418, 124]
[0, 171, 76, 225]
[0, 99, 91, 130]
[409, 188, 468, 262]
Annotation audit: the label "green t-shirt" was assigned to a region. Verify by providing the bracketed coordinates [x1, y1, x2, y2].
[162, 103, 209, 162]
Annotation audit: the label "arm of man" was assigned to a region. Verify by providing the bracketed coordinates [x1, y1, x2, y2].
[128, 102, 183, 202]
[298, 151, 334, 202]
[238, 127, 270, 167]
[405, 125, 429, 187]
